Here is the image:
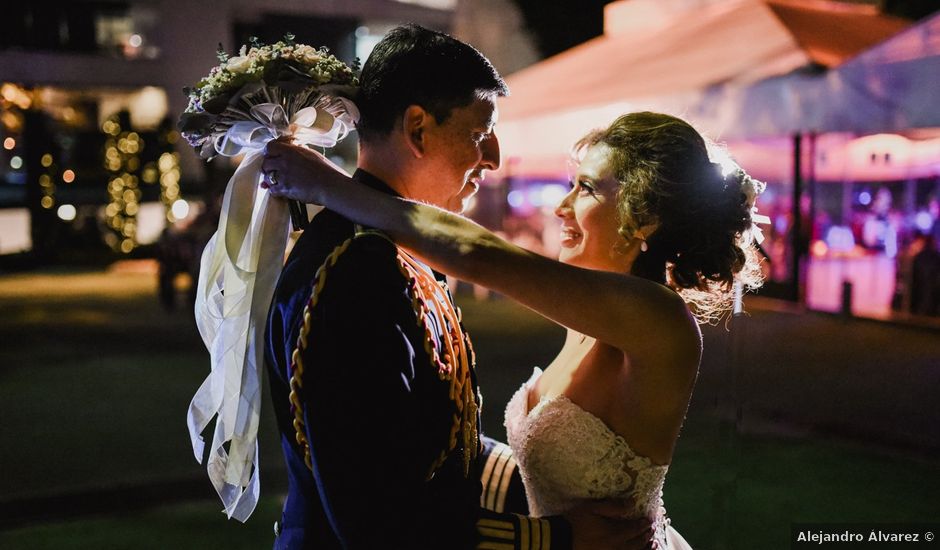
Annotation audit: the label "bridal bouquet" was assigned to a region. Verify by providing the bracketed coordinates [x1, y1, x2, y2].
[182, 35, 359, 521]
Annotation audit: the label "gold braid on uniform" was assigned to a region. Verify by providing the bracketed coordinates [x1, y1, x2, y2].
[396, 250, 478, 479]
[288, 230, 478, 479]
[288, 236, 355, 472]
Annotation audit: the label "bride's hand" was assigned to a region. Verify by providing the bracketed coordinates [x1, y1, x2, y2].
[261, 140, 350, 204]
[565, 499, 658, 550]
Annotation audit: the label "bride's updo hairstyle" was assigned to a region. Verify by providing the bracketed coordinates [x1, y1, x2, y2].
[574, 112, 764, 323]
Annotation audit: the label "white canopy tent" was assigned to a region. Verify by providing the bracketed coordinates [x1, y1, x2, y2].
[494, 0, 917, 180]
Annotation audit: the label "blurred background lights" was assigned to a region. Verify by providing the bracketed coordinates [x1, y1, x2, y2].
[128, 34, 143, 48]
[540, 183, 567, 206]
[57, 204, 77, 222]
[526, 187, 544, 207]
[3, 137, 14, 150]
[1, 83, 32, 109]
[859, 191, 873, 205]
[10, 156, 23, 170]
[915, 211, 933, 232]
[825, 225, 856, 253]
[171, 199, 190, 220]
[507, 190, 525, 208]
[62, 169, 75, 183]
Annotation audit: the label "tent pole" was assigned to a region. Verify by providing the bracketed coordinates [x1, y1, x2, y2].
[791, 133, 804, 303]
[807, 131, 817, 283]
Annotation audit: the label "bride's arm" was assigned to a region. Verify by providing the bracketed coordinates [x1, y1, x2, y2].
[263, 142, 698, 356]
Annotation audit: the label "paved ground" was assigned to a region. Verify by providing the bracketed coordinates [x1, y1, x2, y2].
[1, 266, 937, 549]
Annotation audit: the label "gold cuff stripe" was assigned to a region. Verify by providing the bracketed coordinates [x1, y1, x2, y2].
[518, 515, 530, 549]
[487, 448, 512, 511]
[480, 445, 502, 508]
[476, 543, 514, 550]
[495, 452, 516, 514]
[477, 527, 516, 540]
[485, 444, 512, 511]
[531, 517, 541, 549]
[515, 515, 553, 550]
[477, 518, 514, 531]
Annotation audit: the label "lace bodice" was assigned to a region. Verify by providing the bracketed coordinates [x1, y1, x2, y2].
[505, 368, 672, 545]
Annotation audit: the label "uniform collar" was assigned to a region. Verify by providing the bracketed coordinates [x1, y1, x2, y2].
[351, 169, 450, 284]
[352, 169, 401, 198]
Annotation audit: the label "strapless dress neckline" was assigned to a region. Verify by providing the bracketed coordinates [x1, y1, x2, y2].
[505, 367, 693, 549]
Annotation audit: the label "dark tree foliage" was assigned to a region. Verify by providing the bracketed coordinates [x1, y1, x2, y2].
[510, 0, 612, 58]
[882, 0, 939, 20]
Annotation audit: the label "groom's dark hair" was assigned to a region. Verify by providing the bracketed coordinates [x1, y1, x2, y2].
[356, 24, 508, 144]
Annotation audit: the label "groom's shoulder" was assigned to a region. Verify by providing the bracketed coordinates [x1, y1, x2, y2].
[288, 211, 394, 264]
[291, 214, 404, 290]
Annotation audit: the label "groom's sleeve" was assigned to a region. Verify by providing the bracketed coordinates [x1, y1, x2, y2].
[476, 439, 573, 549]
[475, 510, 571, 550]
[478, 437, 529, 515]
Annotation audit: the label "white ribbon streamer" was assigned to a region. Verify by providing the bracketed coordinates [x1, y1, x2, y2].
[187, 100, 356, 521]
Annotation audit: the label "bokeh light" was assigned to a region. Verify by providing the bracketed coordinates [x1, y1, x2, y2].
[57, 204, 77, 221]
[171, 199, 190, 220]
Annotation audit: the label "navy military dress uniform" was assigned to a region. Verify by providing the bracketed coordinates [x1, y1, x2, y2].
[265, 170, 571, 549]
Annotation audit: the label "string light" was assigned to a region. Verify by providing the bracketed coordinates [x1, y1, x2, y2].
[38, 152, 56, 209]
[102, 114, 143, 253]
[159, 151, 182, 223]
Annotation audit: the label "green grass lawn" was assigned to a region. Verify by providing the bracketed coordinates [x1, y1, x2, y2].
[3, 417, 937, 550]
[1, 268, 938, 549]
[0, 497, 285, 550]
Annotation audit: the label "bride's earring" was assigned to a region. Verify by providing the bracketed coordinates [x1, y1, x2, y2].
[633, 230, 648, 253]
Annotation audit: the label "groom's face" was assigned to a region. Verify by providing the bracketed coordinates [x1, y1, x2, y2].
[419, 96, 500, 213]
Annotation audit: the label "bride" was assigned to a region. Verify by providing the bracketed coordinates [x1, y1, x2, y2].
[261, 112, 764, 548]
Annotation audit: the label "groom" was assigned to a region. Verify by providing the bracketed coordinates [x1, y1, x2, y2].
[264, 25, 652, 549]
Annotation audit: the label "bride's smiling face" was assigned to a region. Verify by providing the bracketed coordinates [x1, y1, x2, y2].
[554, 143, 631, 272]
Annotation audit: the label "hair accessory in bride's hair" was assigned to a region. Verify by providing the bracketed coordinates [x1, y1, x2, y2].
[731, 167, 770, 246]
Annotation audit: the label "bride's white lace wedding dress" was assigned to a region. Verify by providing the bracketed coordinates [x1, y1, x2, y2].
[505, 368, 693, 549]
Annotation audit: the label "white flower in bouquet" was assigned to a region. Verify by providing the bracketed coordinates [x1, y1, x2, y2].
[180, 34, 359, 160]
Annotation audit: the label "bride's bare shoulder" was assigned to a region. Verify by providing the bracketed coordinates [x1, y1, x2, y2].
[611, 285, 702, 365]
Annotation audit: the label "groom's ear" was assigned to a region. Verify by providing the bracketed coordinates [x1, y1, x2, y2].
[401, 105, 430, 159]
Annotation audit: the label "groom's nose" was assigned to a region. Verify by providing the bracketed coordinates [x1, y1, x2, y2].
[479, 133, 500, 171]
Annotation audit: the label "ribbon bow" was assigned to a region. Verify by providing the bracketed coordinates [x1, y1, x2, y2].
[214, 100, 358, 157]
[188, 97, 358, 522]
